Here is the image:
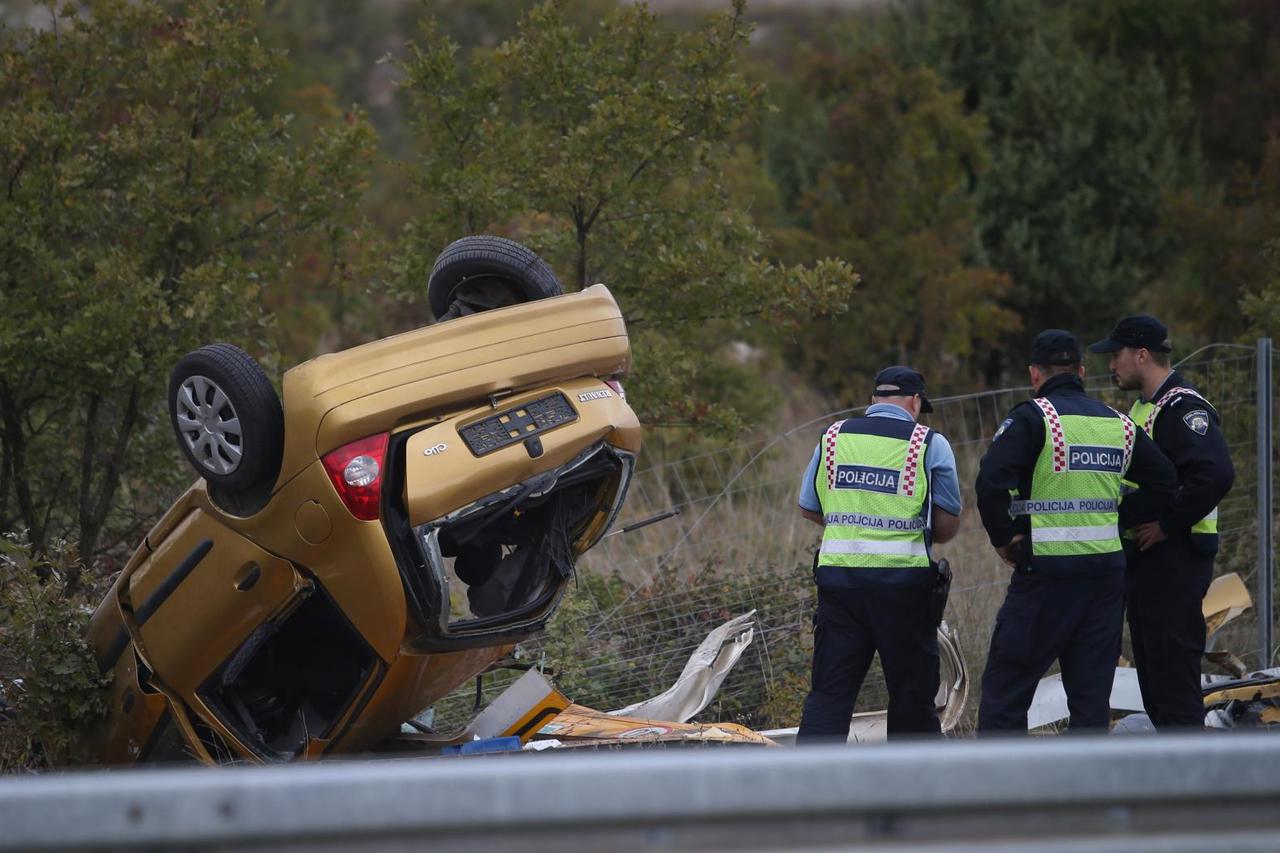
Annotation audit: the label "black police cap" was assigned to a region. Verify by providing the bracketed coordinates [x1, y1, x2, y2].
[1088, 315, 1172, 354]
[873, 365, 933, 413]
[1029, 329, 1082, 366]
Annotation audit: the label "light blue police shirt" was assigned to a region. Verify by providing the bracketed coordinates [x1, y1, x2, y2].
[798, 403, 962, 516]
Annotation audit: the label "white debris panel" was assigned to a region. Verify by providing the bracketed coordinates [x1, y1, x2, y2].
[607, 610, 758, 724]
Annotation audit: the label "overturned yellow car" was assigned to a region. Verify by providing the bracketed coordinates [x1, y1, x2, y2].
[85, 237, 641, 764]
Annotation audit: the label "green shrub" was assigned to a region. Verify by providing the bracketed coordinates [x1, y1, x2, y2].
[0, 535, 112, 771]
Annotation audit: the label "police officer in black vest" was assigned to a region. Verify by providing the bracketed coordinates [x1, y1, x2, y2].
[975, 331, 1177, 732]
[1089, 315, 1235, 729]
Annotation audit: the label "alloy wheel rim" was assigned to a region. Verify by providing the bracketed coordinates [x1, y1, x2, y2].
[176, 375, 243, 475]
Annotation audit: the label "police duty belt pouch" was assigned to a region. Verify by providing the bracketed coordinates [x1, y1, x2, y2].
[1009, 536, 1034, 573]
[929, 558, 952, 626]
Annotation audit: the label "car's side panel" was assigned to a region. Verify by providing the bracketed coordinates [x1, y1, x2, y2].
[209, 460, 409, 665]
[402, 377, 641, 527]
[141, 482, 203, 549]
[87, 551, 151, 674]
[90, 650, 169, 764]
[127, 510, 309, 696]
[88, 488, 216, 674]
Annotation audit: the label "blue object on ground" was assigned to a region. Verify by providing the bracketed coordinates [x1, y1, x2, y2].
[441, 736, 523, 756]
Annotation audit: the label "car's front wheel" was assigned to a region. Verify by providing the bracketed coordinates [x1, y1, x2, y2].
[168, 344, 283, 496]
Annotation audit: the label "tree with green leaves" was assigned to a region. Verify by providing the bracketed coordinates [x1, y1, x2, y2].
[890, 0, 1193, 374]
[392, 0, 857, 431]
[780, 47, 1018, 395]
[0, 0, 375, 560]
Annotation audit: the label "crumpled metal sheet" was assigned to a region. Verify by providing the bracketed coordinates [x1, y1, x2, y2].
[607, 610, 757, 724]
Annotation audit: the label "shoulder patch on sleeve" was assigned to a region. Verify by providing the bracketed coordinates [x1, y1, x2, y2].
[993, 418, 1013, 441]
[1183, 409, 1210, 436]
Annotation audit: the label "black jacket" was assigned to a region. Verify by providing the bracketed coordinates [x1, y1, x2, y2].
[1131, 370, 1235, 555]
[975, 373, 1178, 575]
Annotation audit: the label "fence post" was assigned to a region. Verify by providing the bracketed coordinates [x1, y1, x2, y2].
[1258, 338, 1274, 668]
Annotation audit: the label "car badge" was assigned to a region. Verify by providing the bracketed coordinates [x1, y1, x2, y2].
[423, 442, 449, 456]
[577, 389, 612, 402]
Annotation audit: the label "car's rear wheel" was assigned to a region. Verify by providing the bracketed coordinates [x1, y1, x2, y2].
[169, 344, 283, 496]
[427, 235, 563, 322]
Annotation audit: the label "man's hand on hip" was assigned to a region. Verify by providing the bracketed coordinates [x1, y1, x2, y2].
[1134, 520, 1168, 551]
[995, 534, 1026, 567]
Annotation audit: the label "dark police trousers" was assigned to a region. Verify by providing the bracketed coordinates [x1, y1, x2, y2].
[978, 570, 1125, 732]
[1126, 541, 1213, 729]
[797, 585, 941, 742]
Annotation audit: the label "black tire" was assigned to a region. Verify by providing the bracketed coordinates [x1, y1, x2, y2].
[168, 344, 284, 495]
[427, 235, 563, 321]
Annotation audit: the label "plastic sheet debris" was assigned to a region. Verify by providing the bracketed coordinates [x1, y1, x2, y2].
[1029, 667, 1146, 730]
[1111, 712, 1157, 733]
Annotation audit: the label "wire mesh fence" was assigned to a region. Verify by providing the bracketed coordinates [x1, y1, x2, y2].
[431, 343, 1277, 734]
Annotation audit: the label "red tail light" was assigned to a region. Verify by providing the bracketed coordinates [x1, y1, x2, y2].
[605, 379, 625, 400]
[322, 433, 389, 521]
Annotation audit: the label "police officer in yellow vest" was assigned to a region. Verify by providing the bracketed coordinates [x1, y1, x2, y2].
[796, 366, 962, 741]
[1089, 315, 1235, 729]
[975, 331, 1176, 731]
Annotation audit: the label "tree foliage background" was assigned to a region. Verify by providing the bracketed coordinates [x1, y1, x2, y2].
[390, 0, 855, 430]
[2, 0, 1275, 566]
[0, 0, 374, 562]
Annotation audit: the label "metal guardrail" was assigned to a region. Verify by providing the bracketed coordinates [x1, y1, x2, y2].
[2, 733, 1280, 851]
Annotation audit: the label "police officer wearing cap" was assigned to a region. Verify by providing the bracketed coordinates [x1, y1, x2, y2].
[975, 331, 1176, 732]
[1089, 315, 1235, 730]
[796, 366, 963, 741]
